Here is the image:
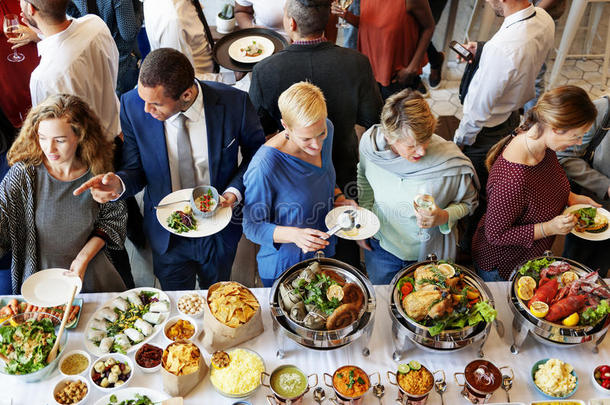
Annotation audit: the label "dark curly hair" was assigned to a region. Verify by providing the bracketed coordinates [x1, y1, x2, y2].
[139, 48, 195, 100]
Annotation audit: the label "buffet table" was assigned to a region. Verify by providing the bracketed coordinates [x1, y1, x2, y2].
[2, 282, 610, 404]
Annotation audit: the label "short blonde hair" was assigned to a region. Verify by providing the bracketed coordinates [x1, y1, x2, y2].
[278, 82, 327, 129]
[381, 89, 436, 144]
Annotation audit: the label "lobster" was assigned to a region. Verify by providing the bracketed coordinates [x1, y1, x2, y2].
[545, 295, 587, 322]
[529, 278, 559, 307]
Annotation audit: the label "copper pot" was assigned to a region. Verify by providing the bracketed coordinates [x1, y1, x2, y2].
[454, 360, 512, 404]
[387, 367, 445, 405]
[262, 365, 317, 405]
[323, 366, 379, 405]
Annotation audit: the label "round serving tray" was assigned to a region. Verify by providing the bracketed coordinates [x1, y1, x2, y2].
[270, 256, 376, 346]
[389, 261, 496, 341]
[212, 27, 289, 72]
[508, 254, 610, 341]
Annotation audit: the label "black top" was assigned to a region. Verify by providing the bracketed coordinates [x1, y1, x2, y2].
[249, 41, 383, 191]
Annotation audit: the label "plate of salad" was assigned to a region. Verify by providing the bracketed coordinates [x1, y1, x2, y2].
[155, 188, 232, 238]
[94, 387, 169, 405]
[393, 262, 497, 337]
[564, 204, 610, 241]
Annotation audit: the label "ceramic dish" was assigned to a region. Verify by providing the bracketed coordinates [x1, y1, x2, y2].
[324, 206, 380, 240]
[190, 185, 219, 218]
[531, 401, 585, 405]
[93, 387, 170, 405]
[563, 204, 610, 241]
[163, 315, 199, 342]
[592, 364, 610, 393]
[531, 359, 578, 399]
[52, 375, 90, 405]
[134, 344, 163, 374]
[89, 353, 133, 392]
[210, 348, 265, 399]
[20, 269, 82, 307]
[228, 36, 274, 63]
[58, 350, 91, 377]
[0, 297, 83, 329]
[176, 292, 205, 318]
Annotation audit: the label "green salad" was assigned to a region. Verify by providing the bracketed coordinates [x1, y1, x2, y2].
[0, 318, 57, 375]
[167, 206, 197, 233]
[107, 394, 153, 405]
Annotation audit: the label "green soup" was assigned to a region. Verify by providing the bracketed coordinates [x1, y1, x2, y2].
[270, 366, 308, 399]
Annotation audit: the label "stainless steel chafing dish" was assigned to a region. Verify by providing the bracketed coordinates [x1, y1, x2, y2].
[269, 254, 376, 358]
[389, 254, 499, 360]
[508, 251, 610, 354]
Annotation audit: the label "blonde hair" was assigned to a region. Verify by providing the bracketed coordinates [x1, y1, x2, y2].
[8, 94, 114, 175]
[485, 85, 597, 171]
[381, 89, 437, 144]
[278, 82, 327, 129]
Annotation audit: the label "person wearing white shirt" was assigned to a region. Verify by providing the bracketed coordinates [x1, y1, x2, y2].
[452, 0, 554, 253]
[235, 0, 286, 34]
[75, 49, 265, 290]
[142, 0, 214, 80]
[20, 0, 121, 141]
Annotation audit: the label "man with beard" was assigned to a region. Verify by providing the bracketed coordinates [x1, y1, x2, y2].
[452, 0, 554, 253]
[19, 0, 120, 140]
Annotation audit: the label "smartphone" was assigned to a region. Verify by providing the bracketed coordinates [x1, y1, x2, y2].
[450, 40, 474, 62]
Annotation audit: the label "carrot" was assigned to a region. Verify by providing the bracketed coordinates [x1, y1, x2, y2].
[25, 304, 34, 313]
[18, 301, 27, 314]
[68, 305, 80, 323]
[8, 298, 18, 314]
[0, 306, 13, 317]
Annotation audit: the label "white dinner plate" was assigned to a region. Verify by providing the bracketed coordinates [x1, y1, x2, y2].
[228, 35, 274, 63]
[325, 206, 380, 240]
[20, 268, 82, 307]
[84, 287, 170, 357]
[563, 204, 610, 241]
[156, 188, 232, 238]
[93, 387, 170, 405]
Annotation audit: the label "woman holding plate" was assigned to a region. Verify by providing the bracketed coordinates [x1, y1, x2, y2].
[357, 89, 478, 284]
[0, 94, 126, 293]
[472, 86, 599, 281]
[243, 82, 354, 287]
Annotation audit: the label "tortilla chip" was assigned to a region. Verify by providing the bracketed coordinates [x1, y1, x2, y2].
[163, 342, 201, 376]
[208, 282, 260, 328]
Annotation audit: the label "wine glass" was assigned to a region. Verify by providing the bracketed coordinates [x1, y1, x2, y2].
[3, 14, 25, 63]
[336, 0, 354, 29]
[413, 189, 435, 242]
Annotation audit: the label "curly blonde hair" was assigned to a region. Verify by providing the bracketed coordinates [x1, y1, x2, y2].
[8, 94, 114, 175]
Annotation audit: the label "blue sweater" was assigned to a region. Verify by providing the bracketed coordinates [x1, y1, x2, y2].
[243, 120, 336, 284]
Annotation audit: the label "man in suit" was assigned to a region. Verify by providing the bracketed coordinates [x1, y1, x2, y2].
[249, 0, 382, 268]
[75, 48, 265, 290]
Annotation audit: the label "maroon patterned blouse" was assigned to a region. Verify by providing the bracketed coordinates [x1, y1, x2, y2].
[472, 148, 571, 279]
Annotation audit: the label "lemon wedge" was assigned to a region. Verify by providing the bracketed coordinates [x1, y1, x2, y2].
[562, 312, 579, 327]
[438, 263, 455, 278]
[518, 276, 537, 291]
[518, 283, 534, 301]
[530, 301, 549, 318]
[560, 271, 579, 286]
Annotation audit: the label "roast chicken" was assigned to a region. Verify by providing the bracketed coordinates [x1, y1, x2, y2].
[402, 290, 452, 321]
[414, 265, 459, 291]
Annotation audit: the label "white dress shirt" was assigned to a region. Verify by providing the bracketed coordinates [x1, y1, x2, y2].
[143, 0, 214, 80]
[454, 6, 554, 146]
[30, 15, 120, 140]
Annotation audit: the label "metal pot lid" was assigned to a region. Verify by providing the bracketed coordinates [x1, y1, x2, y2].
[508, 253, 610, 338]
[389, 259, 496, 341]
[270, 256, 376, 344]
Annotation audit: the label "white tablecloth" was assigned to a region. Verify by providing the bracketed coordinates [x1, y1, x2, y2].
[2, 283, 610, 405]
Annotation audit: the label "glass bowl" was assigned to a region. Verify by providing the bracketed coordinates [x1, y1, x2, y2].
[0, 312, 67, 382]
[210, 348, 265, 398]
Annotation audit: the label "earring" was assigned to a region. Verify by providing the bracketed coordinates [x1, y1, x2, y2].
[285, 133, 289, 140]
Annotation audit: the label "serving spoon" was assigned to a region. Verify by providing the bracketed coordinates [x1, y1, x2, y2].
[313, 387, 326, 404]
[502, 374, 513, 402]
[435, 378, 447, 405]
[47, 284, 78, 363]
[325, 209, 357, 238]
[373, 383, 385, 404]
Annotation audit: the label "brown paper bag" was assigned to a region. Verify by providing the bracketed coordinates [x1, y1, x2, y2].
[161, 340, 209, 397]
[200, 282, 264, 353]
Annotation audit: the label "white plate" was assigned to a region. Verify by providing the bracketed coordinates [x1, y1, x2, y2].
[84, 287, 170, 357]
[228, 35, 274, 63]
[93, 387, 169, 405]
[324, 206, 380, 240]
[156, 188, 232, 238]
[563, 204, 610, 241]
[21, 268, 82, 307]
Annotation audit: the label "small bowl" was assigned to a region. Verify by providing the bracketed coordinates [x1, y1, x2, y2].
[176, 292, 205, 318]
[531, 358, 578, 399]
[210, 348, 265, 399]
[134, 344, 163, 374]
[190, 185, 219, 218]
[59, 350, 91, 377]
[592, 365, 610, 393]
[89, 353, 133, 392]
[52, 375, 90, 405]
[163, 315, 198, 342]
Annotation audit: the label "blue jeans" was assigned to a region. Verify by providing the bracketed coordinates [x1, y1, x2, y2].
[473, 261, 504, 282]
[364, 238, 416, 285]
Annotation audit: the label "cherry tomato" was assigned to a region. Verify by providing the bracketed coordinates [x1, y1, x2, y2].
[401, 282, 413, 297]
[599, 365, 610, 376]
[602, 379, 610, 389]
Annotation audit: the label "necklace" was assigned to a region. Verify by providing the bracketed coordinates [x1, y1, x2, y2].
[523, 135, 542, 161]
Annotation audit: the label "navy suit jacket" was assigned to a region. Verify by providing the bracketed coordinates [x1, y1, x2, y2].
[118, 80, 265, 254]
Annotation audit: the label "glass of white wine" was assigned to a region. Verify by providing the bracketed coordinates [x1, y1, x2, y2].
[413, 190, 435, 242]
[3, 14, 24, 63]
[336, 0, 354, 29]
